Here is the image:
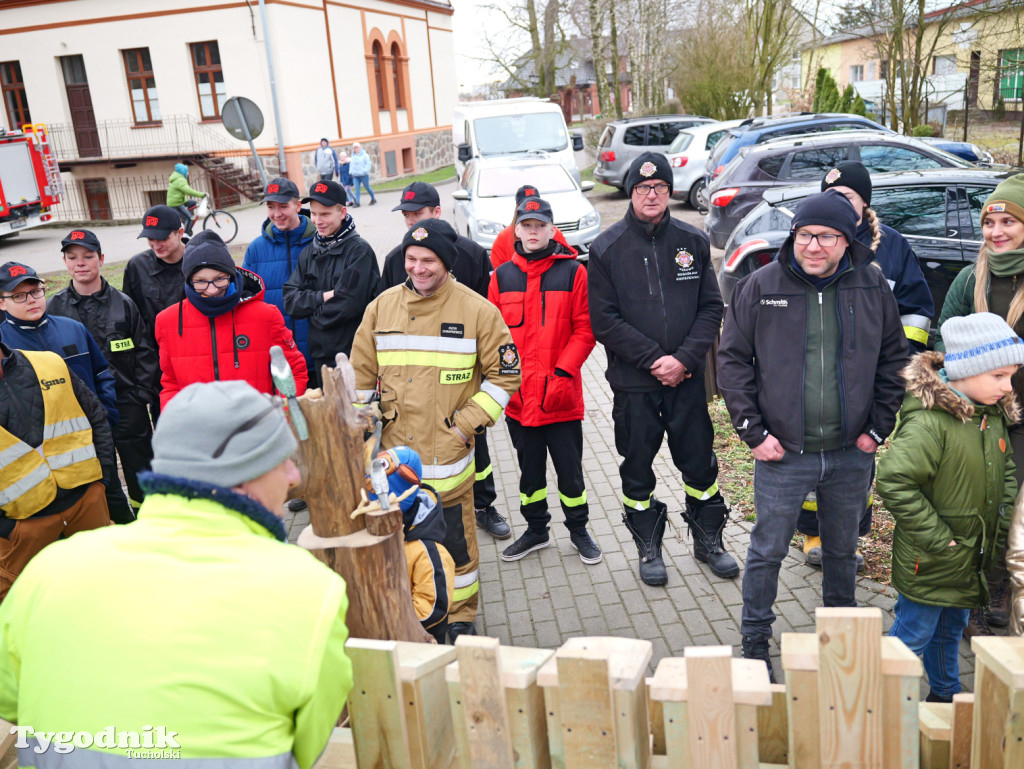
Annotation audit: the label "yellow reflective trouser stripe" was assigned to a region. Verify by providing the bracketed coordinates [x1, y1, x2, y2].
[622, 495, 650, 510]
[521, 487, 547, 505]
[430, 460, 476, 493]
[471, 390, 504, 421]
[903, 325, 930, 345]
[377, 350, 478, 369]
[683, 481, 718, 501]
[452, 569, 479, 601]
[475, 464, 493, 482]
[804, 493, 872, 512]
[559, 490, 587, 507]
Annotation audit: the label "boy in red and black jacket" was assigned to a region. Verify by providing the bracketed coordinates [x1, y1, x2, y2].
[487, 197, 600, 564]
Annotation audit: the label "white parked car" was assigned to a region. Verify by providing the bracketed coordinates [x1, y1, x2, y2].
[665, 119, 744, 209]
[452, 157, 600, 260]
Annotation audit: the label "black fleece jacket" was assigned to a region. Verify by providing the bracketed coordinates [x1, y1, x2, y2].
[587, 205, 723, 391]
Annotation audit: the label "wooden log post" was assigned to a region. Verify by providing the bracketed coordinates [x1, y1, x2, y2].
[293, 355, 430, 643]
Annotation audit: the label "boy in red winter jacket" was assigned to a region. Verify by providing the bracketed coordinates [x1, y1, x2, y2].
[487, 197, 600, 564]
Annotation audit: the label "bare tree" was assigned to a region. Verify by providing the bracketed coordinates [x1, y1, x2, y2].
[482, 0, 570, 97]
[587, 0, 614, 114]
[746, 0, 804, 116]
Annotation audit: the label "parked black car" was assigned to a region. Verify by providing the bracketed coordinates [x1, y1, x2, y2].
[704, 131, 975, 249]
[717, 168, 1024, 318]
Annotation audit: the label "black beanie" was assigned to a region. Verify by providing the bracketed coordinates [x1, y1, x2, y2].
[820, 161, 872, 206]
[792, 189, 859, 246]
[625, 152, 673, 196]
[402, 217, 459, 270]
[182, 231, 237, 280]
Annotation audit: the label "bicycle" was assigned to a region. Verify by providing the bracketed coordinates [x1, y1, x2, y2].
[181, 198, 239, 244]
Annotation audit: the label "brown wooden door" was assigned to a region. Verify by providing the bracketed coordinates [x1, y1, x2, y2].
[60, 55, 100, 158]
[83, 178, 111, 220]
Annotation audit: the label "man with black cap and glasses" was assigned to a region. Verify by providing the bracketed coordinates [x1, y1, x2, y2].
[588, 152, 738, 590]
[123, 204, 188, 348]
[243, 177, 317, 378]
[0, 381, 353, 767]
[283, 180, 378, 387]
[351, 217, 520, 643]
[379, 182, 507, 540]
[49, 229, 159, 521]
[718, 189, 908, 681]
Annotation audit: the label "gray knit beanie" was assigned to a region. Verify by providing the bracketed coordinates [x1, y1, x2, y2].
[942, 312, 1024, 380]
[151, 381, 297, 487]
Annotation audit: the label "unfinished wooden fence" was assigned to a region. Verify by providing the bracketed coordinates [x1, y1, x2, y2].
[2, 608, 1021, 768]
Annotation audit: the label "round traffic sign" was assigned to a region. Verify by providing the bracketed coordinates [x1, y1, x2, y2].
[221, 97, 265, 141]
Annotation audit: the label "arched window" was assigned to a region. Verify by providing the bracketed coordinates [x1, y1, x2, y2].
[372, 42, 385, 109]
[391, 43, 404, 109]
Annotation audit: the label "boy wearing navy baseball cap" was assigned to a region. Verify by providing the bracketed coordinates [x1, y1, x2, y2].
[488, 198, 601, 565]
[282, 180, 379, 384]
[49, 231, 159, 522]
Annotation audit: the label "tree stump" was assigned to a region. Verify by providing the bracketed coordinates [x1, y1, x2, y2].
[293, 354, 431, 644]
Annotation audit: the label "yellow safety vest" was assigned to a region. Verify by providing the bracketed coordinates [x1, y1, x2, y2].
[0, 350, 102, 519]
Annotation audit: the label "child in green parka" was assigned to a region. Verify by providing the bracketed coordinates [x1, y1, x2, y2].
[877, 312, 1024, 702]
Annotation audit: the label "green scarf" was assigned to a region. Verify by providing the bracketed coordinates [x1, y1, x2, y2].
[988, 247, 1024, 277]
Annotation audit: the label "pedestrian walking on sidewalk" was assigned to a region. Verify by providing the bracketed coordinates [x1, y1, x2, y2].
[588, 152, 738, 588]
[489, 196, 600, 565]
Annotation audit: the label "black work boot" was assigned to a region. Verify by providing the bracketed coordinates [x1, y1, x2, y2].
[622, 499, 668, 586]
[683, 497, 740, 579]
[741, 635, 775, 683]
[985, 578, 1010, 628]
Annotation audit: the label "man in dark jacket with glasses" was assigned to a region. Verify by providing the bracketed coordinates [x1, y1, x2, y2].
[718, 189, 909, 681]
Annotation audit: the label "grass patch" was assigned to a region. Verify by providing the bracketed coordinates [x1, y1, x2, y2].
[581, 164, 619, 195]
[710, 395, 894, 584]
[374, 165, 456, 192]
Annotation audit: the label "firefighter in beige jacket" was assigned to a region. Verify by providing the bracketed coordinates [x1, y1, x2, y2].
[351, 219, 520, 641]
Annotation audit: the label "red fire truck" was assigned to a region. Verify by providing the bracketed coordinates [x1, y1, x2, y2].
[0, 123, 63, 239]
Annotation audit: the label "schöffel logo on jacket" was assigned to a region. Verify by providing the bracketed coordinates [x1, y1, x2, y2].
[760, 298, 789, 307]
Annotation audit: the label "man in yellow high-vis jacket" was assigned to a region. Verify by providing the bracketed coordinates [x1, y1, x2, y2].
[0, 340, 114, 601]
[351, 218, 520, 642]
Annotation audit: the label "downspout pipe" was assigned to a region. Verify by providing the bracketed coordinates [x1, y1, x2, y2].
[258, 0, 288, 175]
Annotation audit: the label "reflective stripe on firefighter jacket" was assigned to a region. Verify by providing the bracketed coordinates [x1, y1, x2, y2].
[0, 350, 102, 519]
[351, 277, 521, 495]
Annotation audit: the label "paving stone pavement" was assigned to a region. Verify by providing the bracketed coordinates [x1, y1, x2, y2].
[239, 181, 985, 691]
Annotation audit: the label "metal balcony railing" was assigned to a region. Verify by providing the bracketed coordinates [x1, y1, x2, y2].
[46, 114, 250, 163]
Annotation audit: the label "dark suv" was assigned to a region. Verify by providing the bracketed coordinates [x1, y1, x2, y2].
[717, 168, 1024, 318]
[704, 113, 891, 188]
[704, 131, 974, 249]
[595, 114, 714, 190]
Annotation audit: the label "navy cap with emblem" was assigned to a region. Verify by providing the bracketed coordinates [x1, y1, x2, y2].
[60, 229, 102, 253]
[0, 262, 43, 293]
[138, 205, 184, 240]
[262, 177, 300, 203]
[516, 196, 554, 224]
[515, 185, 540, 205]
[393, 181, 441, 212]
[302, 180, 347, 207]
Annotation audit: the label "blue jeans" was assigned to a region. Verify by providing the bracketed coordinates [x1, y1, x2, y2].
[889, 594, 969, 699]
[352, 175, 375, 205]
[741, 447, 874, 640]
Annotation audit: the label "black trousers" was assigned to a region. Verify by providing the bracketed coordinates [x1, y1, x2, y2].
[473, 430, 497, 510]
[611, 377, 719, 508]
[105, 400, 154, 524]
[506, 417, 588, 533]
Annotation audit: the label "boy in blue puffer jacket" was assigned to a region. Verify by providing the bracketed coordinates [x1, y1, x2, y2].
[243, 178, 316, 375]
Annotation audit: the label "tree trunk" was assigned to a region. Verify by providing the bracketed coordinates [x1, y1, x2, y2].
[609, 0, 623, 117]
[292, 355, 431, 644]
[526, 0, 544, 96]
[588, 0, 611, 116]
[543, 0, 559, 99]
